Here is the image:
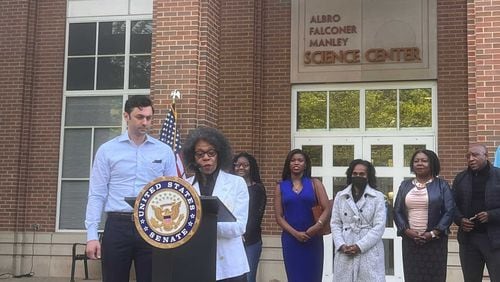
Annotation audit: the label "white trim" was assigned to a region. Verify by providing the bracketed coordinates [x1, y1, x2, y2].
[124, 20, 131, 90]
[64, 89, 149, 96]
[56, 16, 152, 232]
[67, 15, 152, 23]
[93, 22, 99, 90]
[67, 0, 152, 19]
[291, 81, 438, 137]
[292, 81, 438, 281]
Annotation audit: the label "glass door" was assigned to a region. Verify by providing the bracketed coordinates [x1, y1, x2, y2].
[295, 136, 362, 282]
[362, 136, 434, 281]
[295, 135, 435, 281]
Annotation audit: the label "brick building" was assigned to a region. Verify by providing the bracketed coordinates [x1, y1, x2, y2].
[0, 0, 497, 280]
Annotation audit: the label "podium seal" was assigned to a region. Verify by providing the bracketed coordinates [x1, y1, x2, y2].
[134, 176, 202, 249]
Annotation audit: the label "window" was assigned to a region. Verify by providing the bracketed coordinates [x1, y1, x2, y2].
[66, 20, 152, 91]
[59, 19, 152, 230]
[296, 85, 433, 131]
[330, 90, 360, 129]
[297, 91, 327, 129]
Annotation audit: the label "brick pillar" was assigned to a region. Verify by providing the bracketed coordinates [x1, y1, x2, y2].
[0, 0, 36, 232]
[259, 0, 292, 235]
[0, 0, 65, 231]
[151, 0, 221, 136]
[437, 0, 469, 180]
[467, 2, 500, 157]
[218, 0, 263, 156]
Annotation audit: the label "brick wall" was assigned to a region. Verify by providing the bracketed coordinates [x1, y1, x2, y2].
[0, 0, 478, 237]
[467, 1, 500, 160]
[256, 0, 292, 235]
[217, 0, 469, 235]
[437, 0, 469, 182]
[192, 0, 292, 235]
[0, 0, 66, 232]
[219, 0, 261, 153]
[151, 0, 291, 235]
[152, 0, 291, 235]
[151, 0, 220, 139]
[0, 0, 32, 231]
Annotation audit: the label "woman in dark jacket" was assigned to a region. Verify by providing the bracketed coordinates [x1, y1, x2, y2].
[232, 152, 266, 282]
[393, 149, 455, 282]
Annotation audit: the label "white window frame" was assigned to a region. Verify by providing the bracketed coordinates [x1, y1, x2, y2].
[291, 81, 438, 281]
[57, 15, 152, 232]
[292, 81, 438, 138]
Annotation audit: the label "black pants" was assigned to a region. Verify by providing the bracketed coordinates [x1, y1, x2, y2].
[101, 214, 152, 282]
[459, 232, 500, 282]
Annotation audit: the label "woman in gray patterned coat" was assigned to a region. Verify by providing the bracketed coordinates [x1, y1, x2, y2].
[331, 159, 386, 282]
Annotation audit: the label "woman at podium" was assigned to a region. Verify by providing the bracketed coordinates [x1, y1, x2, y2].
[183, 127, 250, 282]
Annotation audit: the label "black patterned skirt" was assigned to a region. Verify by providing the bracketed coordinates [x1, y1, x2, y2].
[402, 235, 448, 282]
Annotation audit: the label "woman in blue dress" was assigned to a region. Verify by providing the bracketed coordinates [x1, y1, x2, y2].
[274, 149, 330, 282]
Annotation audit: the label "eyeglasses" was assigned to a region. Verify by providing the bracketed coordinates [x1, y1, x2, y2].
[195, 149, 217, 159]
[233, 163, 250, 169]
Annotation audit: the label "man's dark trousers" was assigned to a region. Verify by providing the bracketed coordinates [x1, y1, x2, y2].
[101, 214, 152, 282]
[459, 232, 500, 282]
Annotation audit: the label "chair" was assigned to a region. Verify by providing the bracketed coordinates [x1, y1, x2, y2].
[70, 232, 103, 282]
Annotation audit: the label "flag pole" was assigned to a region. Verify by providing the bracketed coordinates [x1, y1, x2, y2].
[159, 90, 185, 178]
[170, 89, 181, 149]
[170, 89, 180, 106]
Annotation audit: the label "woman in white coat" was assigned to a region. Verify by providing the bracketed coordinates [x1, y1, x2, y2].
[331, 159, 386, 282]
[183, 127, 250, 282]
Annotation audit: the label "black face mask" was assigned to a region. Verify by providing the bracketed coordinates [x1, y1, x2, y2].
[351, 176, 367, 189]
[351, 176, 367, 202]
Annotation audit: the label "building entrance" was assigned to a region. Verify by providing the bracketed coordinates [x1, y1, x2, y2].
[295, 135, 435, 281]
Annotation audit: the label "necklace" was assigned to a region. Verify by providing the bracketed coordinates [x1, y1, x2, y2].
[413, 178, 433, 189]
[292, 183, 302, 194]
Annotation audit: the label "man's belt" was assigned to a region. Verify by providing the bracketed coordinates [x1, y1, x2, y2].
[107, 212, 134, 222]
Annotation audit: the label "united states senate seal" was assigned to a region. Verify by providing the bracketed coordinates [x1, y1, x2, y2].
[134, 176, 202, 249]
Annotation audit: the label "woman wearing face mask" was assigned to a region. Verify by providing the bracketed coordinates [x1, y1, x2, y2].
[274, 149, 330, 282]
[393, 149, 455, 282]
[331, 159, 386, 282]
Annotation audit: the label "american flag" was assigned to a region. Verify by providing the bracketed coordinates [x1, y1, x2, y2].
[159, 105, 185, 178]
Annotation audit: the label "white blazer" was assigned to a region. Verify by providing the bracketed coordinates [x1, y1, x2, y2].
[188, 170, 250, 280]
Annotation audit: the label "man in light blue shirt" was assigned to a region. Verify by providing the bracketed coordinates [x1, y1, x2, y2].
[85, 95, 176, 282]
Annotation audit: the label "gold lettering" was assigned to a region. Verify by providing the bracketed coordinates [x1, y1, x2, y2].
[365, 48, 387, 62]
[309, 26, 357, 35]
[304, 51, 312, 64]
[310, 14, 341, 23]
[312, 51, 323, 64]
[389, 48, 402, 61]
[309, 38, 348, 47]
[303, 50, 361, 64]
[344, 50, 360, 63]
[305, 47, 420, 64]
[413, 48, 421, 61]
[365, 47, 421, 63]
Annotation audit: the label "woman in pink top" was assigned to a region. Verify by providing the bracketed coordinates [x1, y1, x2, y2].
[393, 149, 455, 282]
